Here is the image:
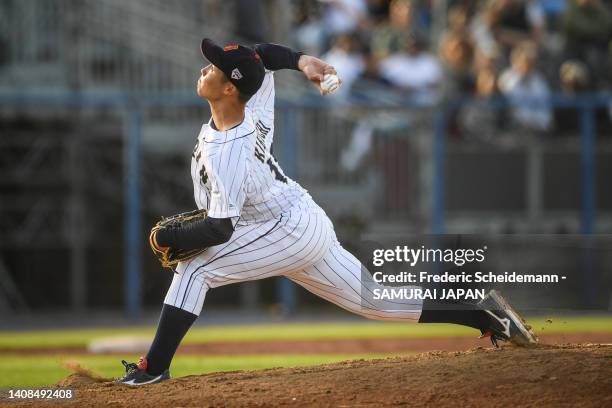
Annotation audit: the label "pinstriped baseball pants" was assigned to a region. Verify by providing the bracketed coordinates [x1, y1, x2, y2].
[164, 199, 423, 321]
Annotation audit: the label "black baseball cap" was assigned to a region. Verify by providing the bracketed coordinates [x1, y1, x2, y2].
[200, 38, 265, 96]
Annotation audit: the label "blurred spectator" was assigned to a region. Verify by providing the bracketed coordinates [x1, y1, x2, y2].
[458, 50, 506, 141]
[562, 0, 612, 87]
[470, 1, 503, 57]
[553, 60, 590, 134]
[294, 0, 325, 56]
[498, 41, 552, 131]
[563, 0, 612, 50]
[366, 0, 391, 23]
[471, 0, 546, 59]
[321, 0, 370, 36]
[554, 60, 612, 135]
[473, 43, 502, 73]
[447, 3, 472, 33]
[378, 34, 442, 102]
[474, 46, 504, 97]
[494, 0, 546, 49]
[560, 59, 591, 94]
[460, 64, 508, 139]
[439, 30, 475, 99]
[322, 34, 366, 98]
[438, 30, 475, 138]
[370, 0, 417, 61]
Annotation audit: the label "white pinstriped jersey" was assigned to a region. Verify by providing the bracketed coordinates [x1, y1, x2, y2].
[190, 70, 308, 224]
[170, 73, 422, 324]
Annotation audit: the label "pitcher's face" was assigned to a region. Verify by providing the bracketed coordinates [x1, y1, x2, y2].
[197, 64, 227, 101]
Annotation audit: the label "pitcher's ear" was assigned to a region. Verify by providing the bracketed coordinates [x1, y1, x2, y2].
[224, 82, 239, 97]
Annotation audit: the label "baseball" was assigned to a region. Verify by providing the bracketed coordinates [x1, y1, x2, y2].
[321, 74, 340, 94]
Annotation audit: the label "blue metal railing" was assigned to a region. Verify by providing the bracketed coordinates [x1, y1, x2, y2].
[580, 107, 596, 235]
[432, 110, 447, 235]
[277, 107, 299, 314]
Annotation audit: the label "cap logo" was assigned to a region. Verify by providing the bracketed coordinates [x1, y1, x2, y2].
[231, 68, 243, 80]
[224, 45, 239, 51]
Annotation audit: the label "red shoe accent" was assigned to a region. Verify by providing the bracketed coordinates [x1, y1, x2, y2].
[479, 331, 493, 339]
[137, 357, 148, 371]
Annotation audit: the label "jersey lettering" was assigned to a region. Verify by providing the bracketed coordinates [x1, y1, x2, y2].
[192, 140, 199, 158]
[267, 157, 287, 183]
[254, 120, 270, 163]
[199, 164, 208, 185]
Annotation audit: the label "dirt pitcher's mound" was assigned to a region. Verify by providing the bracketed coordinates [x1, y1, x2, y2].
[6, 344, 612, 408]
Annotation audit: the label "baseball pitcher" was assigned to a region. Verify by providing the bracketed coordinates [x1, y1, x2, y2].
[119, 39, 536, 385]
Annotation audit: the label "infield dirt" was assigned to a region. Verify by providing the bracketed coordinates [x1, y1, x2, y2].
[3, 343, 611, 407]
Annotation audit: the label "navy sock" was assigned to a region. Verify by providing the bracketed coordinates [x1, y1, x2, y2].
[418, 299, 490, 331]
[145, 304, 197, 376]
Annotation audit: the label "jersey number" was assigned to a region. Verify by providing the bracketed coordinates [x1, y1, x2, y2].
[267, 158, 287, 183]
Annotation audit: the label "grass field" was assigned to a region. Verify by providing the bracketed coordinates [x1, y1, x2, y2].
[0, 316, 610, 388]
[1, 353, 404, 388]
[1, 316, 610, 350]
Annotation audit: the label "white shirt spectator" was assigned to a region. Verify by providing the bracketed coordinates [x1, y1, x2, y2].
[498, 68, 552, 131]
[322, 0, 368, 35]
[378, 51, 442, 103]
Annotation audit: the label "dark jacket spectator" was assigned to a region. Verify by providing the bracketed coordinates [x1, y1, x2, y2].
[563, 0, 612, 49]
[439, 30, 475, 99]
[370, 0, 417, 61]
[562, 0, 612, 86]
[438, 30, 476, 138]
[471, 0, 545, 59]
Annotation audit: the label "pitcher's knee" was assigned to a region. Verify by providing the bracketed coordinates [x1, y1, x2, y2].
[164, 265, 211, 316]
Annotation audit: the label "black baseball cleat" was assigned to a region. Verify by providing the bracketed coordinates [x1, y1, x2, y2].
[118, 357, 170, 386]
[476, 290, 538, 347]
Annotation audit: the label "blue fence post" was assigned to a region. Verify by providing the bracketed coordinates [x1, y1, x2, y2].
[580, 106, 595, 235]
[432, 109, 447, 234]
[124, 105, 142, 319]
[580, 104, 596, 308]
[277, 105, 298, 315]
